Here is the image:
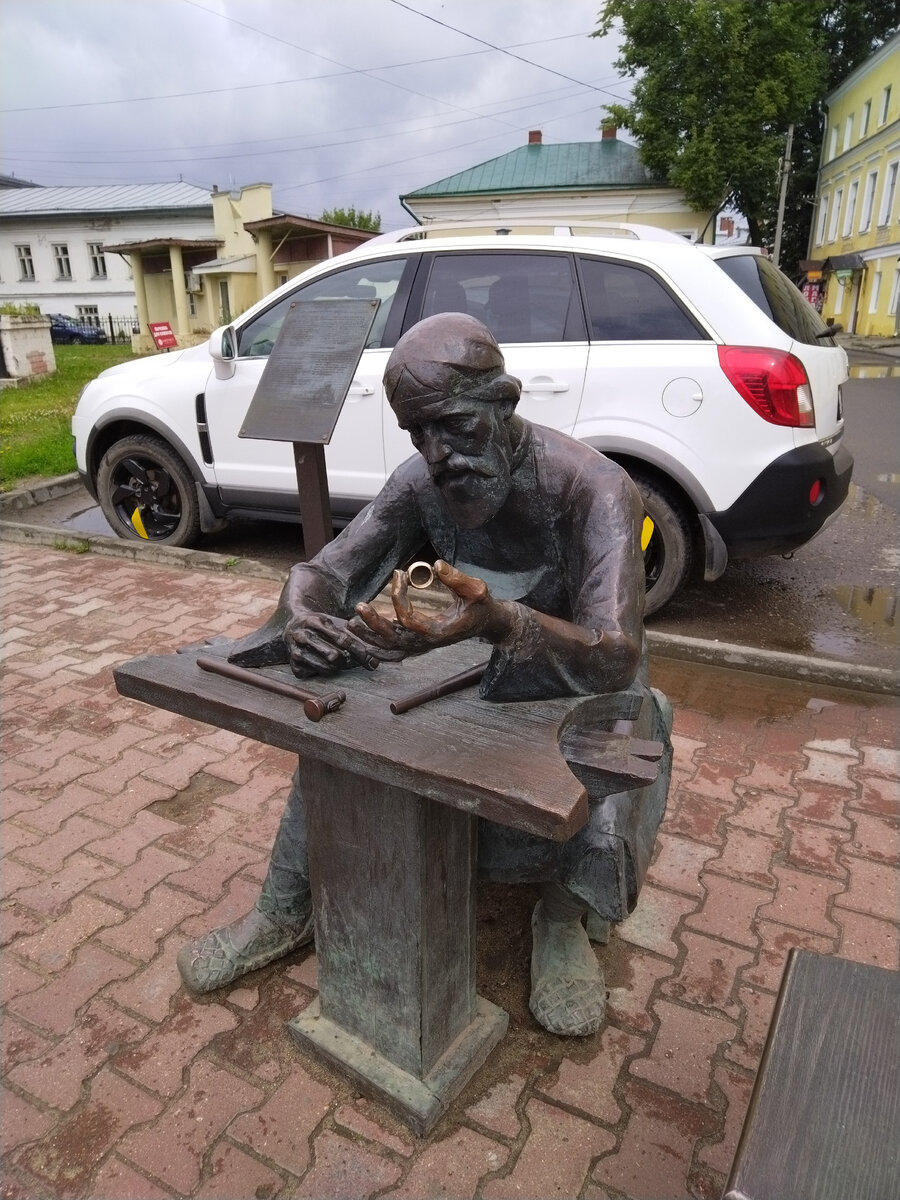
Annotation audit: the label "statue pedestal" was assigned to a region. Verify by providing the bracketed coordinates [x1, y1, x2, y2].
[115, 641, 655, 1133]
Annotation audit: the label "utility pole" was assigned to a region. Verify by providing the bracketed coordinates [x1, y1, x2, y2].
[772, 124, 794, 268]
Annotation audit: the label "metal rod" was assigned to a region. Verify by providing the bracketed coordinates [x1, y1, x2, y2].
[390, 661, 488, 715]
[196, 655, 345, 722]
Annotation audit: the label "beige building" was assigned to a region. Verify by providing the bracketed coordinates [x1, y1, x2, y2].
[400, 129, 718, 243]
[808, 33, 900, 335]
[107, 183, 377, 351]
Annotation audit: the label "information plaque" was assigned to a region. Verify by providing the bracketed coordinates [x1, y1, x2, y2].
[239, 298, 379, 445]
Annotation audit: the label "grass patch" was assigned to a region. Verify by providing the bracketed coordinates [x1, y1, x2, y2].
[0, 343, 142, 490]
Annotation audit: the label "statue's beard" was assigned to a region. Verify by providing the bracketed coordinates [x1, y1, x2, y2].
[432, 452, 512, 529]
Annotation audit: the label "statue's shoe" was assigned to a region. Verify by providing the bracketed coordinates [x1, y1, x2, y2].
[529, 900, 606, 1037]
[177, 904, 314, 994]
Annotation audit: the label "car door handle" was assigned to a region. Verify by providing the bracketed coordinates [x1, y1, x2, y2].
[347, 382, 374, 399]
[523, 377, 569, 393]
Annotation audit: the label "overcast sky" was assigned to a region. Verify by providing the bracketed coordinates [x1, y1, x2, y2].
[0, 0, 632, 230]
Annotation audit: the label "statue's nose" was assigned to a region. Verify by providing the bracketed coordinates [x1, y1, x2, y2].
[420, 430, 451, 464]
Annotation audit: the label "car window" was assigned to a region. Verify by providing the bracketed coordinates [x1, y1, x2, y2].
[236, 257, 409, 357]
[714, 254, 836, 346]
[578, 256, 706, 341]
[420, 252, 585, 342]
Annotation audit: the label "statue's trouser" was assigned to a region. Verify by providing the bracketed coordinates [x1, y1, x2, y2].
[178, 687, 673, 1037]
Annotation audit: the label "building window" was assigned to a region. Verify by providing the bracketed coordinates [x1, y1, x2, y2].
[843, 180, 859, 237]
[77, 305, 100, 327]
[827, 188, 843, 242]
[879, 84, 892, 125]
[889, 267, 900, 317]
[218, 280, 231, 324]
[868, 272, 882, 314]
[53, 243, 72, 280]
[842, 114, 854, 151]
[859, 171, 878, 232]
[860, 100, 871, 138]
[878, 160, 898, 227]
[814, 194, 829, 245]
[827, 126, 838, 160]
[15, 244, 34, 281]
[88, 243, 107, 279]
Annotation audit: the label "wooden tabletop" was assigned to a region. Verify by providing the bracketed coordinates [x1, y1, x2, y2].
[115, 640, 631, 841]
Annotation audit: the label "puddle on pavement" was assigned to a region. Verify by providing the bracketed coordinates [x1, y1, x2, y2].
[61, 506, 114, 535]
[847, 364, 900, 378]
[832, 583, 899, 646]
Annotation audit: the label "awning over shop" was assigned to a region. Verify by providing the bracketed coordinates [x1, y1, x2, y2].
[824, 253, 865, 271]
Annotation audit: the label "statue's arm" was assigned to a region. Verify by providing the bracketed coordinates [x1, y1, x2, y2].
[481, 465, 645, 700]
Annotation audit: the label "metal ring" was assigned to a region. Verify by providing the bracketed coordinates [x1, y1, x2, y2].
[407, 561, 435, 589]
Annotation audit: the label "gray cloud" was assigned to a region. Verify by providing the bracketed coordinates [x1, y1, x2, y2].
[0, 0, 630, 229]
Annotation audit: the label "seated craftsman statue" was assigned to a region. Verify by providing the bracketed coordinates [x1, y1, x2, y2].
[178, 312, 672, 1037]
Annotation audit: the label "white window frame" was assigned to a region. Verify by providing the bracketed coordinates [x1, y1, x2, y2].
[878, 160, 898, 227]
[843, 113, 854, 151]
[827, 188, 843, 242]
[868, 271, 881, 314]
[827, 126, 838, 161]
[859, 170, 878, 232]
[15, 243, 34, 281]
[860, 99, 871, 138]
[814, 194, 829, 245]
[76, 304, 100, 327]
[879, 84, 892, 125]
[843, 179, 859, 237]
[52, 243, 72, 281]
[88, 242, 107, 280]
[888, 266, 900, 317]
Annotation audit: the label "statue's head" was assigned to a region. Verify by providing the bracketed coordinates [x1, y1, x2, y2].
[384, 314, 523, 528]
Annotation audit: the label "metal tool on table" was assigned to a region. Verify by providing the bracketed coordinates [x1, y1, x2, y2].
[196, 655, 346, 722]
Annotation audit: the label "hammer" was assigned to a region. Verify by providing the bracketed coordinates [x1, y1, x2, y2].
[196, 656, 345, 722]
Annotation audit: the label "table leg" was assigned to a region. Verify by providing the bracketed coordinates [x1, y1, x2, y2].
[288, 759, 508, 1134]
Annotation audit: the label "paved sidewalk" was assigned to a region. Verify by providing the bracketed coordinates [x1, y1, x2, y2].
[2, 543, 898, 1200]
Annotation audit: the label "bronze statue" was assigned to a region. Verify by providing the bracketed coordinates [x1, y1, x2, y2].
[178, 313, 672, 1038]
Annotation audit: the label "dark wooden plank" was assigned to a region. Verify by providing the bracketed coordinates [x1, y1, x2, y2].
[115, 642, 596, 839]
[725, 950, 900, 1200]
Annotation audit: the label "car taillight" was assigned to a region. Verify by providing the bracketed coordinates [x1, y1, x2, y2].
[717, 346, 815, 427]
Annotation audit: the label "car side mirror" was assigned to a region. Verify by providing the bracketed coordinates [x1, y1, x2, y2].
[209, 325, 237, 379]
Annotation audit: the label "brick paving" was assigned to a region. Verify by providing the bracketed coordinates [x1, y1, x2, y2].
[1, 543, 898, 1200]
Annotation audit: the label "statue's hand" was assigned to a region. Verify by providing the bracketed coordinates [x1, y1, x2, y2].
[283, 611, 405, 677]
[355, 560, 514, 650]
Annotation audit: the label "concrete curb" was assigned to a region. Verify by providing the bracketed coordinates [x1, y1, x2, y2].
[2, 477, 897, 698]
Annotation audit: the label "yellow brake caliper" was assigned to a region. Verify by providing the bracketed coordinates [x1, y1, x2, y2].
[130, 508, 149, 539]
[641, 515, 654, 551]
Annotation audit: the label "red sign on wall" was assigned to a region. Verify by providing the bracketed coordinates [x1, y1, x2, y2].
[149, 322, 177, 350]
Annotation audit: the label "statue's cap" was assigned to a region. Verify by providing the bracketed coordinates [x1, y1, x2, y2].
[384, 313, 512, 411]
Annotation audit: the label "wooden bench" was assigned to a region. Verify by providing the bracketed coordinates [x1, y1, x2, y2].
[724, 949, 900, 1200]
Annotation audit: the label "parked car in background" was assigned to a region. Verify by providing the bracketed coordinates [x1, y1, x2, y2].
[49, 314, 107, 344]
[71, 223, 852, 614]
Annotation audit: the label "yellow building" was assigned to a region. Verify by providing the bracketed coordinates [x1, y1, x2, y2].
[809, 33, 900, 335]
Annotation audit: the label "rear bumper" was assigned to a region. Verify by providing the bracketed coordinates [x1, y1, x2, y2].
[707, 441, 853, 559]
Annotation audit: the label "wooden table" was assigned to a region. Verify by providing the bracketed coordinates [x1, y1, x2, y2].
[724, 950, 900, 1200]
[115, 640, 657, 1133]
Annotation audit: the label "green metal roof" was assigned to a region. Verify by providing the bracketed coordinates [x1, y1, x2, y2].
[402, 140, 661, 200]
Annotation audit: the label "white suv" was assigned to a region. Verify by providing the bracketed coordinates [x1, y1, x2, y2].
[72, 224, 852, 613]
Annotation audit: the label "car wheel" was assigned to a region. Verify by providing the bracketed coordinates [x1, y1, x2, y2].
[71, 336, 83, 344]
[630, 472, 693, 616]
[97, 434, 201, 546]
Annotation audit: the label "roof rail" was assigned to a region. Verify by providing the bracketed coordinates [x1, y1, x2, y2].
[366, 220, 690, 245]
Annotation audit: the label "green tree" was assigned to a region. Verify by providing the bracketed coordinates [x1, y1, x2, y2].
[594, 1, 899, 268]
[320, 206, 381, 232]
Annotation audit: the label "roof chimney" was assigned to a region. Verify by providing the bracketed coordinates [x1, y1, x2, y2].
[528, 130, 542, 145]
[601, 124, 617, 140]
